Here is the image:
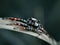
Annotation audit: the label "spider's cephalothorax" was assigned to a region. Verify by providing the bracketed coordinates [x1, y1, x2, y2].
[27, 17, 40, 28]
[26, 17, 42, 33]
[26, 17, 48, 35]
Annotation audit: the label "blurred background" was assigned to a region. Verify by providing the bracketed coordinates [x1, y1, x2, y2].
[0, 0, 60, 45]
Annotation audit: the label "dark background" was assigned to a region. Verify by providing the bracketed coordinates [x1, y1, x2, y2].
[0, 0, 60, 44]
